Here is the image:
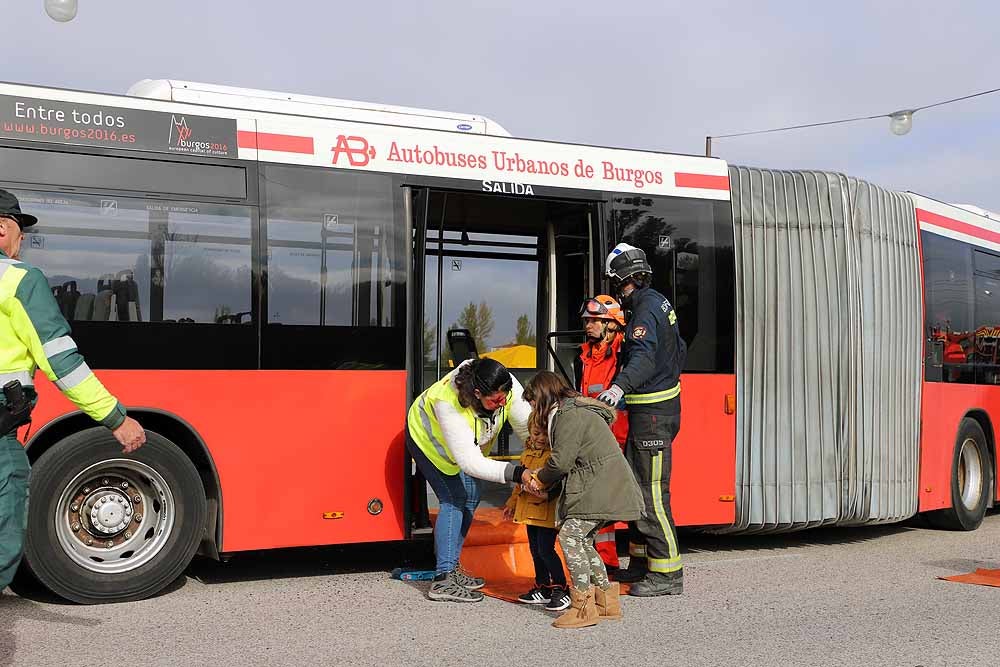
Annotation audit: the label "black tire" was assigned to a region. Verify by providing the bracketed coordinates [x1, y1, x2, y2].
[22, 428, 206, 604]
[926, 418, 994, 531]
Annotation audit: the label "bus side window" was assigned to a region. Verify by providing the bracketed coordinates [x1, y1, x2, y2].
[11, 188, 256, 370]
[611, 195, 733, 374]
[922, 231, 974, 384]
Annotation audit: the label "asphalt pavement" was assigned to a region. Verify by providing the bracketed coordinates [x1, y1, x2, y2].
[3, 511, 999, 666]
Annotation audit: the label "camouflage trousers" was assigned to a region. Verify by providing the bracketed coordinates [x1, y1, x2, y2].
[557, 518, 609, 592]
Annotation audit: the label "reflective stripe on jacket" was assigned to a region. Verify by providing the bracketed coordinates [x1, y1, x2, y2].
[407, 366, 512, 477]
[0, 253, 125, 428]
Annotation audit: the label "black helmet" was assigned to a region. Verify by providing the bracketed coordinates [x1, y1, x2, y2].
[605, 242, 651, 284]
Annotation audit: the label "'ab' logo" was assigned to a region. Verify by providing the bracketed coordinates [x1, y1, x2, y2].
[331, 135, 376, 167]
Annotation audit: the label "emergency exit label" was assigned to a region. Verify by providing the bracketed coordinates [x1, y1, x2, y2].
[451, 259, 462, 271]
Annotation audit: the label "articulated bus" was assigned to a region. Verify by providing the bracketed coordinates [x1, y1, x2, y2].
[0, 80, 994, 604]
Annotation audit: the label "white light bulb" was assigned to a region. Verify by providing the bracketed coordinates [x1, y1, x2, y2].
[44, 0, 78, 22]
[889, 110, 913, 136]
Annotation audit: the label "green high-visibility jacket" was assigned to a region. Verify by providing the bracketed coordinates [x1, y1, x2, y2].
[0, 251, 125, 429]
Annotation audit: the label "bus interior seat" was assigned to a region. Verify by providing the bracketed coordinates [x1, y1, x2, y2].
[54, 271, 142, 323]
[51, 284, 66, 313]
[74, 293, 95, 321]
[216, 311, 251, 325]
[447, 328, 479, 363]
[55, 281, 81, 321]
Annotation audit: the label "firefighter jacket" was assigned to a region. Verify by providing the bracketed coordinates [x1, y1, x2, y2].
[613, 285, 687, 415]
[578, 334, 628, 445]
[0, 252, 125, 428]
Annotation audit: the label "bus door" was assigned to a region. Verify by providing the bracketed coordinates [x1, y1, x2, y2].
[405, 186, 599, 517]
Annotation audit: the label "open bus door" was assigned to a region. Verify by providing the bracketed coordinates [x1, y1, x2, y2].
[404, 185, 604, 533]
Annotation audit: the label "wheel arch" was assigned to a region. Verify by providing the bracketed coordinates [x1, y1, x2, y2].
[25, 408, 224, 557]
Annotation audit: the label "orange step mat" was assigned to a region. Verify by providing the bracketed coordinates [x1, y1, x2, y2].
[939, 568, 1000, 588]
[431, 508, 628, 602]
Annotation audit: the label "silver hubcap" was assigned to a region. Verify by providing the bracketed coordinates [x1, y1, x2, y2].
[56, 459, 175, 574]
[957, 438, 983, 511]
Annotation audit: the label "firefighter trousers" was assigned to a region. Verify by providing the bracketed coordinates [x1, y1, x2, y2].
[625, 412, 682, 575]
[0, 433, 29, 591]
[594, 524, 619, 569]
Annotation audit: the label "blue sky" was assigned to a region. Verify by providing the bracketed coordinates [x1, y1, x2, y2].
[5, 1, 999, 211]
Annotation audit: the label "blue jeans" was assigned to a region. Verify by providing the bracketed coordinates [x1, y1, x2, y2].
[408, 440, 481, 575]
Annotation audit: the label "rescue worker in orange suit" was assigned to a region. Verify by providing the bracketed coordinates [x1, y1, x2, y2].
[575, 295, 629, 575]
[597, 242, 686, 597]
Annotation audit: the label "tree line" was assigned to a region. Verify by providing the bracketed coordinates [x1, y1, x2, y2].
[423, 301, 535, 365]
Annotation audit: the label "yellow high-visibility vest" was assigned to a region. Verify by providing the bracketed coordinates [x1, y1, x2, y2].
[407, 369, 510, 476]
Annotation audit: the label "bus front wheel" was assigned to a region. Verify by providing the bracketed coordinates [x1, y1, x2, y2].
[21, 427, 207, 604]
[927, 418, 994, 531]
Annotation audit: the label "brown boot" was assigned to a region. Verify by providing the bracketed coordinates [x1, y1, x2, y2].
[595, 582, 622, 621]
[552, 586, 599, 629]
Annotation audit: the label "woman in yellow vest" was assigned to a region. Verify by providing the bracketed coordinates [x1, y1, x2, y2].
[407, 357, 532, 602]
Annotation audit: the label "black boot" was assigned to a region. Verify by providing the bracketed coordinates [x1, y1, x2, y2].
[615, 556, 648, 584]
[628, 571, 683, 597]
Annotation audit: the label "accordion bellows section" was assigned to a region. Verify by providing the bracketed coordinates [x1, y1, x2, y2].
[726, 167, 923, 532]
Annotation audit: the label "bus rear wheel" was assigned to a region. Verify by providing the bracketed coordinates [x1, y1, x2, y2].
[927, 418, 994, 531]
[21, 428, 206, 604]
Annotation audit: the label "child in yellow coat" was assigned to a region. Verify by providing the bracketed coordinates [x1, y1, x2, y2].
[503, 411, 571, 611]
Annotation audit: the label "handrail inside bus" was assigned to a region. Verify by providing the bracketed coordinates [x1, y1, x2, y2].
[545, 330, 585, 386]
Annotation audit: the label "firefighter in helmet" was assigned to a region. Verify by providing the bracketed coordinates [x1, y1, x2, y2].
[576, 294, 629, 573]
[597, 242, 686, 596]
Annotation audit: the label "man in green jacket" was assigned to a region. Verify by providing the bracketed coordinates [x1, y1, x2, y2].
[0, 189, 146, 594]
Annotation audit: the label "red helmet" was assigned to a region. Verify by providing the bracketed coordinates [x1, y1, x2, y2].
[579, 295, 626, 327]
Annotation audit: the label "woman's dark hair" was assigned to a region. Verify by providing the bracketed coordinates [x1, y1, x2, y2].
[523, 370, 580, 434]
[454, 358, 512, 408]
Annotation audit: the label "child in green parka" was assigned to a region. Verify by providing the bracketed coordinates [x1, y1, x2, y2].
[523, 371, 644, 629]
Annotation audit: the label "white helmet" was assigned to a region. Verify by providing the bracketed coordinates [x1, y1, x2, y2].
[605, 242, 652, 283]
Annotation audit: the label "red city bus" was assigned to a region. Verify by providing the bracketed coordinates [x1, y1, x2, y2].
[0, 80, 993, 604]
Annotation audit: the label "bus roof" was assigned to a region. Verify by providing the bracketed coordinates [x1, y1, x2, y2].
[127, 79, 514, 137]
[953, 203, 1000, 222]
[910, 191, 1000, 254]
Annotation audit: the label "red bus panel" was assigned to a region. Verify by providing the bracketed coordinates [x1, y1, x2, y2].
[919, 381, 1000, 512]
[28, 370, 408, 552]
[671, 373, 737, 526]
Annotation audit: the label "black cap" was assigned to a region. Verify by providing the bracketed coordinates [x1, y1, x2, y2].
[0, 189, 37, 229]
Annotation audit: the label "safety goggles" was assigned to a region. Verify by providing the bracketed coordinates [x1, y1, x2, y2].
[579, 298, 612, 319]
